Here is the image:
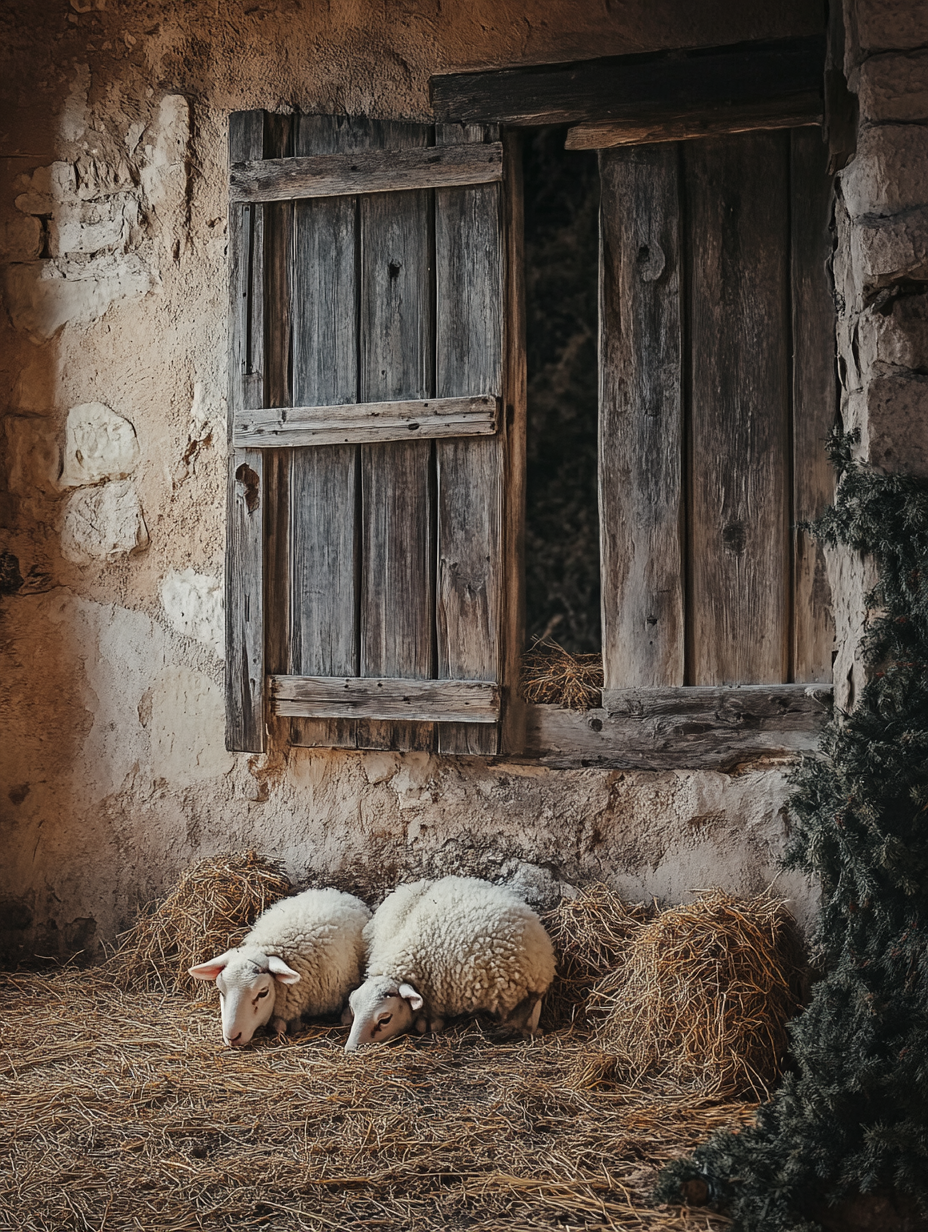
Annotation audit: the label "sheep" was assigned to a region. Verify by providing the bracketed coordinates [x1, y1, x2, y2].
[344, 875, 556, 1052]
[189, 887, 371, 1047]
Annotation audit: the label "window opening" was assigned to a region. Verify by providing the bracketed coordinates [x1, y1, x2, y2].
[522, 128, 601, 655]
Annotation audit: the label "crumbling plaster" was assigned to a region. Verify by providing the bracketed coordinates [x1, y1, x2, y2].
[1, 0, 832, 962]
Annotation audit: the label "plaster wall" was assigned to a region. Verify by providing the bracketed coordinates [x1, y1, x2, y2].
[0, 0, 827, 962]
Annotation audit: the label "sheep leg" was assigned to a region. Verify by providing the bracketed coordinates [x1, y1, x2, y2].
[340, 1004, 354, 1026]
[271, 1016, 288, 1036]
[504, 994, 543, 1038]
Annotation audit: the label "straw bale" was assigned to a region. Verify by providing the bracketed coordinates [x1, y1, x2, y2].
[589, 890, 803, 1098]
[542, 883, 653, 1026]
[0, 966, 752, 1232]
[106, 850, 293, 996]
[521, 640, 604, 710]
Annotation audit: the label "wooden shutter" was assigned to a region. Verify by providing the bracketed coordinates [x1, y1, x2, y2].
[225, 112, 512, 755]
[599, 127, 835, 689]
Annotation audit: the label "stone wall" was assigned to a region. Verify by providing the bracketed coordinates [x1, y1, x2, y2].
[831, 0, 928, 711]
[0, 0, 825, 962]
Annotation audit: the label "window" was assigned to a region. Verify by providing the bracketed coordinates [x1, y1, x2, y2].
[225, 36, 836, 766]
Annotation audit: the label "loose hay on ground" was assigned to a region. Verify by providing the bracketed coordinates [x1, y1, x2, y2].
[589, 890, 803, 1098]
[106, 851, 293, 996]
[0, 967, 750, 1232]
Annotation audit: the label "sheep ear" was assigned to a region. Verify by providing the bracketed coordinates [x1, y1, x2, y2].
[268, 956, 301, 985]
[398, 982, 424, 1012]
[188, 951, 234, 981]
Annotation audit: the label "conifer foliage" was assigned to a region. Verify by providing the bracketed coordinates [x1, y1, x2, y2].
[655, 440, 928, 1230]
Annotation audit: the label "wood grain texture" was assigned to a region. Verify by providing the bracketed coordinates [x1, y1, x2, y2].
[686, 131, 791, 686]
[790, 127, 836, 683]
[566, 95, 822, 149]
[358, 120, 435, 751]
[287, 113, 363, 748]
[599, 144, 684, 689]
[500, 129, 527, 757]
[517, 694, 828, 768]
[271, 675, 499, 722]
[435, 123, 504, 755]
[226, 111, 267, 753]
[234, 395, 498, 447]
[431, 36, 826, 127]
[231, 142, 503, 203]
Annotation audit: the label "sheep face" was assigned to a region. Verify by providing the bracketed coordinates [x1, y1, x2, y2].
[344, 977, 422, 1051]
[188, 949, 301, 1047]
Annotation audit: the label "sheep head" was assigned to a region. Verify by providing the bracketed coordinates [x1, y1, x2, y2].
[188, 948, 300, 1047]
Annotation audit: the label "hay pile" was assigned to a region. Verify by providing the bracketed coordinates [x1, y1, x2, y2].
[107, 851, 292, 995]
[0, 967, 752, 1232]
[589, 890, 803, 1098]
[521, 640, 604, 710]
[542, 883, 653, 1025]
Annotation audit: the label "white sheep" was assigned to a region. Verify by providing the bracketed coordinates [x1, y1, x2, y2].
[344, 875, 556, 1051]
[189, 887, 371, 1047]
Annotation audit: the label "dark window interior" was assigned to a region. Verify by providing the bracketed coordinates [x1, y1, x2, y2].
[522, 128, 601, 655]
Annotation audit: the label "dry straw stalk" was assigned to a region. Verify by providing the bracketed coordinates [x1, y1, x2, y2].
[589, 889, 803, 1098]
[521, 640, 604, 710]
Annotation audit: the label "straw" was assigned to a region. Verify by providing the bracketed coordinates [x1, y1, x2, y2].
[521, 640, 604, 710]
[0, 967, 752, 1232]
[589, 890, 804, 1099]
[105, 850, 293, 995]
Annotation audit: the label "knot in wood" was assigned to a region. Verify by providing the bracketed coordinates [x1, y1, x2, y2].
[636, 240, 665, 282]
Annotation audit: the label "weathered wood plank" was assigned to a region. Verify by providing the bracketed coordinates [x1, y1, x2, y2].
[500, 129, 527, 757]
[599, 144, 684, 689]
[226, 111, 267, 753]
[435, 123, 503, 756]
[358, 120, 435, 752]
[231, 141, 504, 203]
[566, 94, 822, 150]
[234, 395, 499, 447]
[431, 36, 826, 127]
[791, 127, 836, 683]
[522, 686, 830, 770]
[271, 675, 499, 723]
[686, 131, 791, 685]
[287, 112, 363, 749]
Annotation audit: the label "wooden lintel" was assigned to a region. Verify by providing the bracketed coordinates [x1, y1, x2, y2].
[519, 686, 831, 771]
[430, 36, 825, 127]
[566, 94, 823, 149]
[271, 675, 500, 723]
[230, 142, 503, 203]
[233, 395, 499, 448]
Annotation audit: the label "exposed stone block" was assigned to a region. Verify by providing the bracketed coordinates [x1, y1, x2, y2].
[1, 254, 155, 339]
[61, 479, 149, 563]
[856, 292, 928, 375]
[849, 207, 928, 297]
[849, 373, 928, 474]
[59, 402, 140, 488]
[842, 126, 928, 221]
[858, 50, 928, 123]
[47, 195, 138, 258]
[852, 0, 928, 55]
[160, 568, 223, 655]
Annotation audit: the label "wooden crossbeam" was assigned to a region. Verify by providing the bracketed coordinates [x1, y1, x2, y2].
[230, 142, 503, 203]
[270, 676, 500, 723]
[233, 396, 499, 447]
[430, 36, 825, 128]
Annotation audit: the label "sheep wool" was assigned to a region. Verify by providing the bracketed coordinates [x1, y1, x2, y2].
[245, 888, 372, 1023]
[365, 875, 556, 1021]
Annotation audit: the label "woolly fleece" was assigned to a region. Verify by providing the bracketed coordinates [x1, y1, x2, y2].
[362, 875, 556, 1020]
[235, 887, 371, 1023]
